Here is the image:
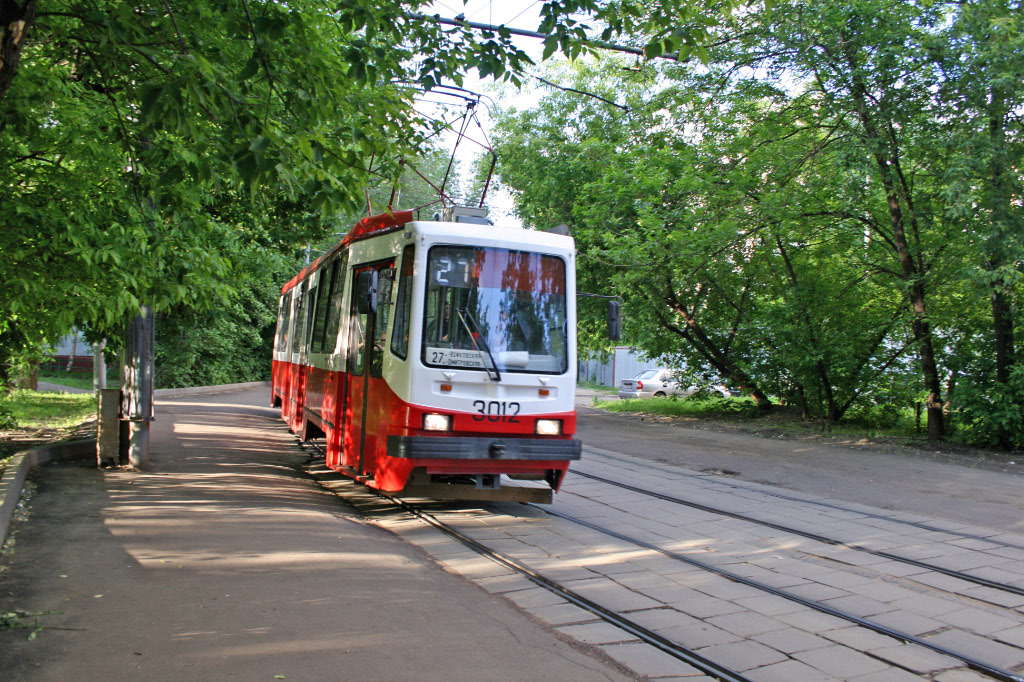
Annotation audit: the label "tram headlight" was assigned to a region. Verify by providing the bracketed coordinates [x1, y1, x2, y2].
[423, 413, 451, 432]
[535, 419, 562, 436]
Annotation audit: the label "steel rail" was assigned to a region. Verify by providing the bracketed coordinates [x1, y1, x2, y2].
[586, 450, 1024, 553]
[572, 470, 1024, 600]
[534, 504, 1024, 682]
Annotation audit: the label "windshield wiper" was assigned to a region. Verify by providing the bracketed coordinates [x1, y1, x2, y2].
[456, 308, 501, 382]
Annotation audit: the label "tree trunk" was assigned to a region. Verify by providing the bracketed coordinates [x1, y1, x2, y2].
[67, 329, 78, 372]
[0, 359, 10, 395]
[0, 1, 37, 105]
[985, 86, 1016, 449]
[795, 383, 811, 420]
[662, 280, 773, 411]
[842, 37, 945, 440]
[991, 283, 1015, 384]
[774, 236, 839, 422]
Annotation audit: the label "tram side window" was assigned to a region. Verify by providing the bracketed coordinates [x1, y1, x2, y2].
[275, 291, 293, 352]
[310, 262, 335, 353]
[349, 268, 366, 377]
[370, 267, 395, 378]
[390, 246, 415, 360]
[303, 280, 317, 353]
[290, 288, 305, 354]
[324, 254, 348, 354]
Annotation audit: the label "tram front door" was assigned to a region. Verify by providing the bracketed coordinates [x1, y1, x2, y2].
[342, 261, 394, 477]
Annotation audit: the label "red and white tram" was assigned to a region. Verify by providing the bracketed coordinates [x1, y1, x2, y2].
[272, 207, 580, 502]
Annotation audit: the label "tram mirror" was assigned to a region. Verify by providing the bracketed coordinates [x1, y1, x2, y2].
[607, 300, 621, 341]
[356, 270, 379, 314]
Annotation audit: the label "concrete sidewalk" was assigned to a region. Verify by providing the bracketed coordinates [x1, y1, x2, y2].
[0, 387, 633, 682]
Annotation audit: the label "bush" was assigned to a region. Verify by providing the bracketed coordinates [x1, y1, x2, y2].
[841, 401, 908, 431]
[0, 399, 17, 429]
[949, 365, 1024, 448]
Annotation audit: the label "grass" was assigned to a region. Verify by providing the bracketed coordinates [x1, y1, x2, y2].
[602, 395, 759, 418]
[38, 372, 120, 391]
[2, 390, 97, 430]
[577, 380, 617, 394]
[596, 395, 921, 441]
[0, 390, 98, 464]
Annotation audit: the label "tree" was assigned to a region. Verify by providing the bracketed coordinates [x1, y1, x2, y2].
[2, 0, 741, 379]
[1, 0, 539, 370]
[493, 0, 1024, 442]
[934, 0, 1024, 447]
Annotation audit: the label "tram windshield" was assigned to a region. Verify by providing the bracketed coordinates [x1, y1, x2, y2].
[422, 246, 568, 375]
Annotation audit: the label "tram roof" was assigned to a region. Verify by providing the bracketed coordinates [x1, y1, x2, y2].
[281, 210, 573, 295]
[408, 219, 575, 252]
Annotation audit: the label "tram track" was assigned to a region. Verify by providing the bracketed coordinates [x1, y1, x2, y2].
[299, 441, 754, 682]
[528, 502, 1024, 682]
[569, 468, 1024, 603]
[586, 450, 1024, 554]
[300, 440, 1024, 681]
[387, 494, 758, 682]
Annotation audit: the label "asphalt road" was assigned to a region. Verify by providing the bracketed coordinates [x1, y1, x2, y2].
[1, 388, 636, 682]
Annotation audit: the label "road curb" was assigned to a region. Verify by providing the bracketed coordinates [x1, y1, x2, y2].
[0, 439, 96, 547]
[154, 381, 270, 399]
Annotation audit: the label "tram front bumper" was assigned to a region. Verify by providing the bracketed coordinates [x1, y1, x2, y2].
[386, 435, 582, 461]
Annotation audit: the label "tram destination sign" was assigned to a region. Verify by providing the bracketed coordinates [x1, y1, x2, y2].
[427, 347, 486, 368]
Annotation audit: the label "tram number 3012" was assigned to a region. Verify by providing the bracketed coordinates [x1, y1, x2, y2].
[471, 400, 521, 423]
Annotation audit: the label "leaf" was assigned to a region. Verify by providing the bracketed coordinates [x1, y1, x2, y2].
[542, 37, 558, 61]
[140, 84, 164, 122]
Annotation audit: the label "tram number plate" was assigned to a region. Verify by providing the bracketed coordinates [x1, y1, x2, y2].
[472, 400, 520, 423]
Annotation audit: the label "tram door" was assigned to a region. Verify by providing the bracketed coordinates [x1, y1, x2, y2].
[343, 260, 394, 476]
[288, 280, 312, 430]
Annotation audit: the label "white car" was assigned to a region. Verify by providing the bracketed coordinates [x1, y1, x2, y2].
[618, 368, 730, 399]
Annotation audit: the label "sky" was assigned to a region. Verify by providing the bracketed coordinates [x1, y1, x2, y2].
[419, 0, 553, 225]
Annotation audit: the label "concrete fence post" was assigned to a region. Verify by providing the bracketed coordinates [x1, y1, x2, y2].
[92, 339, 107, 391]
[96, 388, 120, 467]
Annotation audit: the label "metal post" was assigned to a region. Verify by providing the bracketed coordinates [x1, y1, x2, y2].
[121, 306, 155, 469]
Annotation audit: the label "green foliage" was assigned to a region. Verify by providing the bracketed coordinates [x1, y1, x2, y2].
[1, 0, 627, 382]
[950, 361, 1024, 447]
[494, 0, 1024, 445]
[0, 399, 17, 430]
[154, 242, 294, 388]
[3, 391, 96, 430]
[3, 0, 736, 390]
[840, 402, 912, 433]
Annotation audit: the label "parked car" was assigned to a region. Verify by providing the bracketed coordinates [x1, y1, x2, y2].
[618, 368, 730, 399]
